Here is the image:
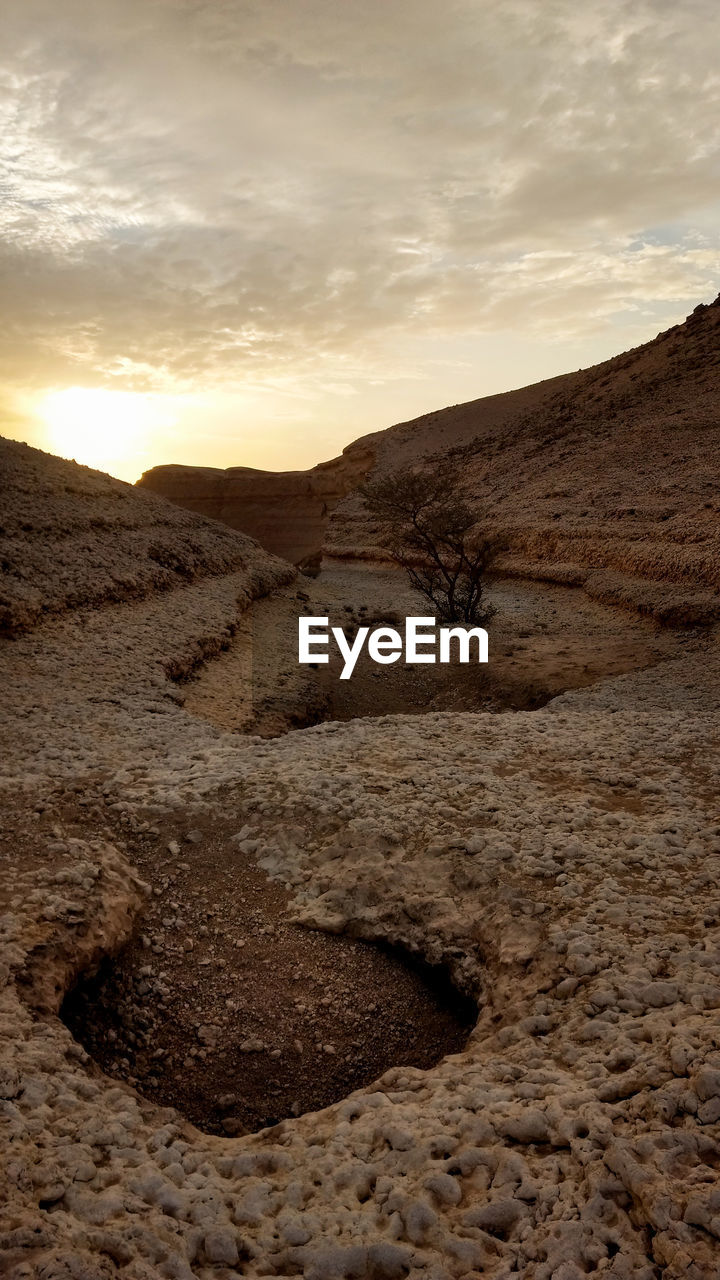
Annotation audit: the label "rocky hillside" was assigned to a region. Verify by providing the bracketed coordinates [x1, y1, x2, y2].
[0, 437, 292, 636]
[328, 294, 720, 618]
[137, 438, 374, 566]
[139, 293, 720, 620]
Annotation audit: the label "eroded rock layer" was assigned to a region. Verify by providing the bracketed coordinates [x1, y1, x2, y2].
[137, 440, 375, 566]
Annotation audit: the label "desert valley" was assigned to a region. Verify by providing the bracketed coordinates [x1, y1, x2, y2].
[1, 293, 720, 1279]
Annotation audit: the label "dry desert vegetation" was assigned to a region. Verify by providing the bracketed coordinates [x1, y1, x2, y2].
[1, 294, 720, 1279]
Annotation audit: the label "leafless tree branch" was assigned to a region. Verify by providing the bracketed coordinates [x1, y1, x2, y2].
[360, 463, 497, 626]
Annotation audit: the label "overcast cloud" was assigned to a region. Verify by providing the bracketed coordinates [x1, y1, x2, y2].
[2, 0, 719, 475]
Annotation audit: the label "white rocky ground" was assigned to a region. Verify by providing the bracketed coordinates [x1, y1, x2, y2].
[1, 550, 719, 1279]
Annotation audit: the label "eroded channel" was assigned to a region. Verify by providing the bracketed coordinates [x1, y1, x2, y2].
[180, 567, 688, 736]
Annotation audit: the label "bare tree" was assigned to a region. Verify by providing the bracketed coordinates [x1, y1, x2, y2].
[360, 462, 496, 625]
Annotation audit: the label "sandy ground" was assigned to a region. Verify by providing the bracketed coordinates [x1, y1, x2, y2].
[183, 566, 691, 736]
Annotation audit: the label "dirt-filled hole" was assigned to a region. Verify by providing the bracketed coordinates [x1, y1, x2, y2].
[59, 812, 476, 1137]
[61, 937, 475, 1137]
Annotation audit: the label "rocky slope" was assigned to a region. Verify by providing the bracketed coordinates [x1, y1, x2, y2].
[328, 294, 720, 621]
[137, 439, 374, 566]
[0, 434, 719, 1277]
[0, 437, 292, 637]
[140, 294, 720, 623]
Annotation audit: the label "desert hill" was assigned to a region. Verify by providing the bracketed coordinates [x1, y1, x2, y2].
[137, 371, 573, 564]
[0, 436, 291, 636]
[330, 293, 720, 596]
[140, 293, 720, 620]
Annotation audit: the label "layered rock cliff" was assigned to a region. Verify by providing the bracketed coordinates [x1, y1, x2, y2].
[138, 439, 375, 566]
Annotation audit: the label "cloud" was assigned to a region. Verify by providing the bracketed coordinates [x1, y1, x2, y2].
[1, 0, 719, 456]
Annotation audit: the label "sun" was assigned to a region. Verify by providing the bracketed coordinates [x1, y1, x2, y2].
[38, 387, 163, 480]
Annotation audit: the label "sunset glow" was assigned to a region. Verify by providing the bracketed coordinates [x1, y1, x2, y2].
[2, 0, 720, 479]
[38, 388, 175, 481]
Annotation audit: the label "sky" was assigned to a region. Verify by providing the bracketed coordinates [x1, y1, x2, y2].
[2, 0, 720, 482]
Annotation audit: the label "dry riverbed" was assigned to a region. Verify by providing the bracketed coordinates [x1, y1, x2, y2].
[182, 566, 691, 735]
